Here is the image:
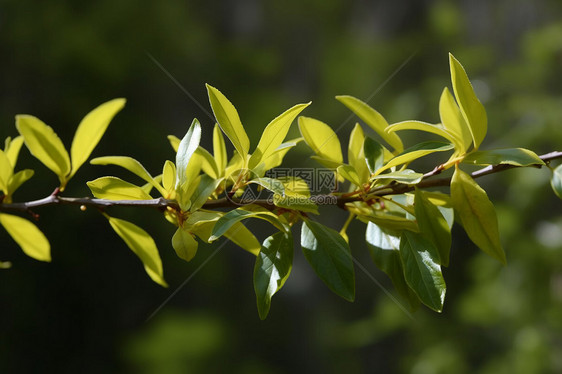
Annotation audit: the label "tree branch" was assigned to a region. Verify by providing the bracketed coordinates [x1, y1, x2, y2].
[1, 151, 561, 216]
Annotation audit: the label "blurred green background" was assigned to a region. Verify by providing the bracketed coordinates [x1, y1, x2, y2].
[1, 0, 562, 372]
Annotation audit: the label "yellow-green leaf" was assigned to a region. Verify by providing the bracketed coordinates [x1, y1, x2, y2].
[337, 164, 362, 187]
[175, 119, 202, 189]
[377, 142, 454, 175]
[551, 164, 562, 199]
[336, 95, 403, 153]
[248, 102, 311, 169]
[386, 120, 460, 150]
[462, 148, 545, 167]
[162, 160, 176, 194]
[106, 215, 167, 287]
[0, 150, 12, 192]
[172, 228, 198, 262]
[206, 84, 250, 160]
[90, 156, 166, 196]
[449, 53, 487, 149]
[451, 167, 505, 264]
[348, 123, 370, 183]
[414, 188, 451, 266]
[6, 169, 34, 196]
[298, 116, 343, 163]
[195, 147, 219, 179]
[213, 123, 227, 172]
[439, 87, 472, 153]
[0, 213, 50, 262]
[16, 115, 71, 185]
[70, 98, 126, 178]
[167, 135, 180, 152]
[224, 222, 261, 256]
[87, 176, 153, 200]
[4, 136, 24, 168]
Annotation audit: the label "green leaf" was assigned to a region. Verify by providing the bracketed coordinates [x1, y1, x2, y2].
[87, 176, 153, 200]
[337, 164, 362, 187]
[206, 84, 250, 160]
[301, 219, 355, 301]
[377, 141, 454, 175]
[365, 222, 420, 310]
[551, 164, 562, 199]
[375, 169, 423, 184]
[167, 135, 180, 152]
[363, 137, 385, 175]
[0, 260, 12, 269]
[172, 228, 198, 262]
[298, 116, 343, 164]
[70, 98, 126, 178]
[6, 169, 34, 195]
[210, 205, 287, 241]
[195, 146, 220, 179]
[16, 115, 71, 186]
[4, 135, 24, 167]
[439, 87, 472, 153]
[336, 95, 403, 153]
[161, 160, 176, 194]
[0, 213, 51, 262]
[309, 155, 344, 169]
[449, 53, 487, 149]
[451, 167, 506, 264]
[399, 231, 446, 312]
[189, 175, 222, 212]
[463, 148, 545, 167]
[348, 123, 370, 183]
[258, 138, 302, 174]
[414, 188, 451, 266]
[359, 210, 419, 232]
[223, 222, 261, 256]
[273, 194, 319, 214]
[386, 120, 460, 150]
[249, 177, 285, 196]
[0, 150, 12, 192]
[248, 102, 310, 169]
[90, 156, 166, 196]
[213, 123, 228, 172]
[175, 119, 202, 189]
[254, 231, 293, 319]
[106, 215, 167, 287]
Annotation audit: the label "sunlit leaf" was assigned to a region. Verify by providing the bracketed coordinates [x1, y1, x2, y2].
[377, 142, 454, 175]
[309, 155, 343, 169]
[254, 231, 293, 319]
[414, 188, 451, 266]
[357, 210, 419, 232]
[449, 53, 487, 149]
[0, 150, 12, 192]
[4, 136, 24, 167]
[206, 84, 250, 160]
[212, 123, 227, 172]
[249, 177, 285, 196]
[386, 120, 460, 150]
[336, 95, 403, 153]
[348, 123, 369, 183]
[258, 139, 302, 174]
[106, 215, 167, 287]
[298, 116, 343, 164]
[190, 175, 222, 212]
[451, 167, 506, 264]
[374, 169, 423, 184]
[167, 135, 180, 152]
[70, 98, 126, 178]
[462, 148, 545, 167]
[172, 228, 198, 262]
[0, 213, 50, 262]
[400, 231, 446, 312]
[439, 87, 472, 153]
[161, 160, 176, 194]
[365, 222, 420, 310]
[210, 205, 287, 241]
[175, 119, 201, 189]
[6, 169, 34, 196]
[248, 102, 310, 169]
[301, 219, 355, 301]
[87, 176, 153, 200]
[195, 146, 219, 179]
[91, 156, 166, 196]
[552, 164, 562, 199]
[16, 115, 71, 185]
[337, 164, 361, 187]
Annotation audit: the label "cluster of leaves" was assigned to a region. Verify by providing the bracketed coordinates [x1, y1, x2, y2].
[1, 54, 560, 318]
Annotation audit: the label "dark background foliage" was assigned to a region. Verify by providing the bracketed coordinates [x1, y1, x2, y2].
[1, 0, 562, 372]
